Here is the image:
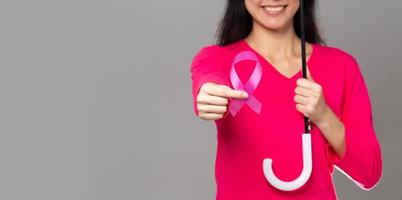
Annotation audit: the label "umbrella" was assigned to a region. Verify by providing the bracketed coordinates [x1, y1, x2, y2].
[262, 0, 313, 191]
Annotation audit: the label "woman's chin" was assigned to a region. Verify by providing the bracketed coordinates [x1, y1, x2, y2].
[261, 23, 288, 31]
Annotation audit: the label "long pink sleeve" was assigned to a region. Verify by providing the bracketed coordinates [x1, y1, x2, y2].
[326, 54, 383, 190]
[190, 45, 230, 116]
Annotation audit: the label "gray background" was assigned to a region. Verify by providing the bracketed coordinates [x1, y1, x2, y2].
[0, 0, 401, 199]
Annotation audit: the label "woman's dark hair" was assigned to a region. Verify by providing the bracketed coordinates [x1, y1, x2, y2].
[215, 0, 325, 46]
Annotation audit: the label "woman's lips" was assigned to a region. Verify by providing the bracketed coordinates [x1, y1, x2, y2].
[262, 5, 287, 16]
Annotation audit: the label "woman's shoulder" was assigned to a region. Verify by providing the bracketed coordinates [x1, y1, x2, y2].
[195, 44, 223, 54]
[194, 41, 241, 56]
[315, 44, 356, 61]
[191, 41, 242, 66]
[192, 44, 224, 61]
[314, 43, 360, 72]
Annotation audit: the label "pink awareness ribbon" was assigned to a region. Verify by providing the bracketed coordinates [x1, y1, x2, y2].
[228, 51, 262, 117]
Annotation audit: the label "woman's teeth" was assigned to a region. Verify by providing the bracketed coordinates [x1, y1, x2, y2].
[263, 5, 286, 15]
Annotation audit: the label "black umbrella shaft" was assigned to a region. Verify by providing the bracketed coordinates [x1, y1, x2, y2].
[300, 0, 310, 134]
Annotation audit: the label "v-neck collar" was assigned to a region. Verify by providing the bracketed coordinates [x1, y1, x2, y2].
[239, 38, 317, 80]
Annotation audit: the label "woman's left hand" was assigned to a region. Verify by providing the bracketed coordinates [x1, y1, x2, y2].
[294, 66, 329, 127]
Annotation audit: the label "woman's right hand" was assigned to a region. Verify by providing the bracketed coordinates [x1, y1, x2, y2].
[196, 82, 249, 120]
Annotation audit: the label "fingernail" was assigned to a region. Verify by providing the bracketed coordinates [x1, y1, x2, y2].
[242, 91, 248, 97]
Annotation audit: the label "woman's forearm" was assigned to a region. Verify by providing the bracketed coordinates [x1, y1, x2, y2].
[316, 106, 346, 159]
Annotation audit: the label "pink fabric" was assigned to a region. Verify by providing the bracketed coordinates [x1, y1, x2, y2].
[189, 39, 382, 199]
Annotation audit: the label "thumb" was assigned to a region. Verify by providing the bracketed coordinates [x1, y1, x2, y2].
[306, 65, 315, 82]
[220, 85, 249, 99]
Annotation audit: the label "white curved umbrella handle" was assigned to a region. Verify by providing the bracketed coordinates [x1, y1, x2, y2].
[263, 133, 312, 191]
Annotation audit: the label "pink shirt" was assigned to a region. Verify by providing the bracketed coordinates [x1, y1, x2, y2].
[190, 39, 382, 199]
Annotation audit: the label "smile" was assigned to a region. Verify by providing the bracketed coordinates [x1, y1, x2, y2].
[262, 5, 288, 16]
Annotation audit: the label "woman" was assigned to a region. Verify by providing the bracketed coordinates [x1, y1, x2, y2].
[190, 0, 382, 199]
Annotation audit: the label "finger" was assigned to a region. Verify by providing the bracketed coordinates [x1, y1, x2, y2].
[206, 84, 249, 99]
[197, 94, 228, 106]
[296, 76, 315, 89]
[198, 112, 223, 120]
[197, 104, 227, 114]
[293, 94, 310, 105]
[295, 104, 311, 117]
[294, 86, 317, 98]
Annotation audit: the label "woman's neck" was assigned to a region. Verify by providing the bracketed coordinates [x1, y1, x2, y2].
[244, 20, 310, 62]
